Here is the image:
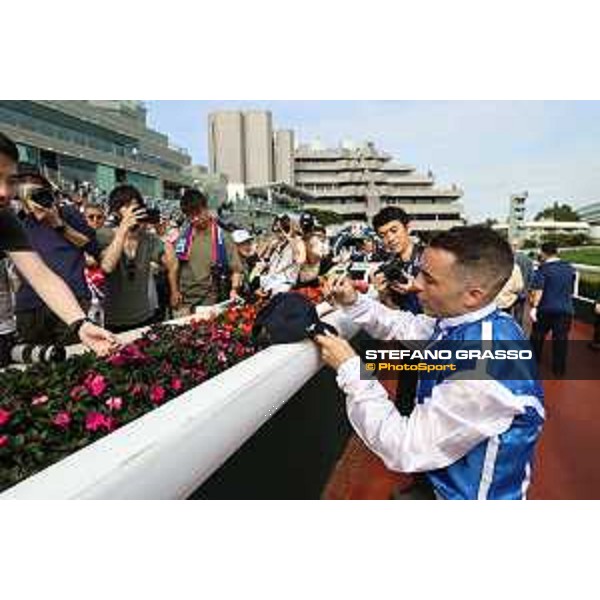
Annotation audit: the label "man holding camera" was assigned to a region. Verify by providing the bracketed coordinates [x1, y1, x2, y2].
[13, 166, 102, 346]
[0, 131, 118, 365]
[98, 184, 181, 332]
[315, 226, 544, 500]
[371, 207, 423, 314]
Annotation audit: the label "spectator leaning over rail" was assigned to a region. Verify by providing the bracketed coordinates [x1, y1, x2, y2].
[314, 226, 545, 500]
[0, 131, 117, 364]
[13, 166, 102, 346]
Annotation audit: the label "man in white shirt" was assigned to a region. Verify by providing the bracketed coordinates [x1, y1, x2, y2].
[315, 226, 544, 500]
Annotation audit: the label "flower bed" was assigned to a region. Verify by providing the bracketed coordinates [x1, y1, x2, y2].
[0, 304, 259, 493]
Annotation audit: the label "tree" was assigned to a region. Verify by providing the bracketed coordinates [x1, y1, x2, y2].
[534, 202, 580, 222]
[305, 208, 346, 226]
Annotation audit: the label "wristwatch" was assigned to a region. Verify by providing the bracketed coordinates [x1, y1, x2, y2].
[68, 317, 93, 337]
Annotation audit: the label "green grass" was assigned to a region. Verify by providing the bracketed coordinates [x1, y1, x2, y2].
[579, 273, 600, 300]
[559, 247, 600, 267]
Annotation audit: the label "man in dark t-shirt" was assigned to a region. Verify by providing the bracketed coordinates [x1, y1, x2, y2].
[0, 131, 117, 362]
[530, 242, 576, 376]
[15, 176, 100, 345]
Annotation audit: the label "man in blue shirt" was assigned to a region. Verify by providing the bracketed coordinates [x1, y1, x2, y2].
[529, 242, 576, 377]
[14, 169, 100, 345]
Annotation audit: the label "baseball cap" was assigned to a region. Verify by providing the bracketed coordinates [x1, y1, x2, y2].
[232, 229, 253, 244]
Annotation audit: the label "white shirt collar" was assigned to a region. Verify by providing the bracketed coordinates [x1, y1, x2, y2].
[544, 257, 560, 263]
[438, 302, 498, 331]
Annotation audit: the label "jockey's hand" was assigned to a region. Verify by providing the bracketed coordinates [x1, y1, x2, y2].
[322, 274, 358, 307]
[314, 333, 357, 370]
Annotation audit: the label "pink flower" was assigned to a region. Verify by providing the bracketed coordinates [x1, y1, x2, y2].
[85, 412, 114, 432]
[150, 385, 166, 405]
[84, 373, 107, 397]
[31, 394, 49, 406]
[130, 383, 145, 397]
[171, 378, 183, 392]
[52, 412, 71, 429]
[70, 385, 87, 401]
[217, 350, 227, 364]
[105, 397, 123, 411]
[0, 409, 11, 427]
[0, 435, 8, 448]
[107, 343, 149, 366]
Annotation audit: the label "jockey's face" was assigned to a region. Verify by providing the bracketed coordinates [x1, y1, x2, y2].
[414, 247, 488, 318]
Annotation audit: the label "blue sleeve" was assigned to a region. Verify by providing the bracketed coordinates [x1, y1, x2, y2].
[530, 267, 545, 290]
[62, 206, 100, 258]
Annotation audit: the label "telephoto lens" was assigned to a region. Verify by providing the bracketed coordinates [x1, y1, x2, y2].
[10, 344, 67, 364]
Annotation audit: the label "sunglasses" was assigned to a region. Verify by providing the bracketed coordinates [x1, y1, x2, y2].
[87, 214, 104, 221]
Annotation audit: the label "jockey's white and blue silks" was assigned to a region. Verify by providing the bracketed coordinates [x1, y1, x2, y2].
[336, 296, 545, 500]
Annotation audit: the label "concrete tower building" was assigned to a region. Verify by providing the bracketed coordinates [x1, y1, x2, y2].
[243, 110, 274, 186]
[208, 111, 245, 184]
[273, 129, 295, 185]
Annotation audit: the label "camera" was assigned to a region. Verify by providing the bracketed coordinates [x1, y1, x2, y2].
[375, 259, 411, 307]
[299, 212, 316, 234]
[376, 259, 409, 286]
[28, 187, 56, 209]
[139, 207, 161, 225]
[210, 263, 231, 302]
[10, 343, 67, 365]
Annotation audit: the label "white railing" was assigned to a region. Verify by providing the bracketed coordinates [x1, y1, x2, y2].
[0, 305, 358, 499]
[573, 263, 600, 304]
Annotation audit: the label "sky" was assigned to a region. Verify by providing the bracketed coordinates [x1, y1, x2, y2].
[146, 101, 600, 222]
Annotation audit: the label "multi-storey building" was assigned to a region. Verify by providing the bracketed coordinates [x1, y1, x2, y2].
[294, 141, 464, 232]
[577, 201, 600, 241]
[0, 100, 197, 200]
[208, 110, 295, 195]
[273, 129, 295, 185]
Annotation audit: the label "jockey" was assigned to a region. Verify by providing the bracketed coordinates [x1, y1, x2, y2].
[315, 226, 544, 500]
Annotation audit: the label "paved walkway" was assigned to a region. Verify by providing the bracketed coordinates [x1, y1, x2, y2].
[323, 319, 599, 500]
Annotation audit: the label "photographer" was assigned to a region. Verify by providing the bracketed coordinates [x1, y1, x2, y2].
[371, 207, 423, 314]
[0, 131, 117, 364]
[315, 226, 544, 500]
[14, 167, 102, 346]
[98, 185, 181, 332]
[258, 214, 306, 295]
[175, 189, 242, 313]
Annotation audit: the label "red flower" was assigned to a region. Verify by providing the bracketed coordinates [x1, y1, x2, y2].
[107, 343, 149, 366]
[0, 409, 11, 427]
[70, 385, 87, 401]
[241, 323, 253, 337]
[85, 412, 114, 432]
[130, 383, 145, 397]
[105, 397, 123, 411]
[52, 412, 71, 429]
[84, 373, 107, 397]
[0, 435, 8, 448]
[150, 385, 166, 405]
[31, 394, 49, 406]
[171, 378, 183, 392]
[233, 343, 247, 358]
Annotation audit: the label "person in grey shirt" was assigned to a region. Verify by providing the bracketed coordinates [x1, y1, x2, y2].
[98, 185, 180, 332]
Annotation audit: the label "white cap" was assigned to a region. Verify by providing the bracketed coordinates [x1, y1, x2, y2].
[232, 229, 253, 244]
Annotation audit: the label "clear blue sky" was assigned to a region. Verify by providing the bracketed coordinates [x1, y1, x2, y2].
[146, 101, 600, 222]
